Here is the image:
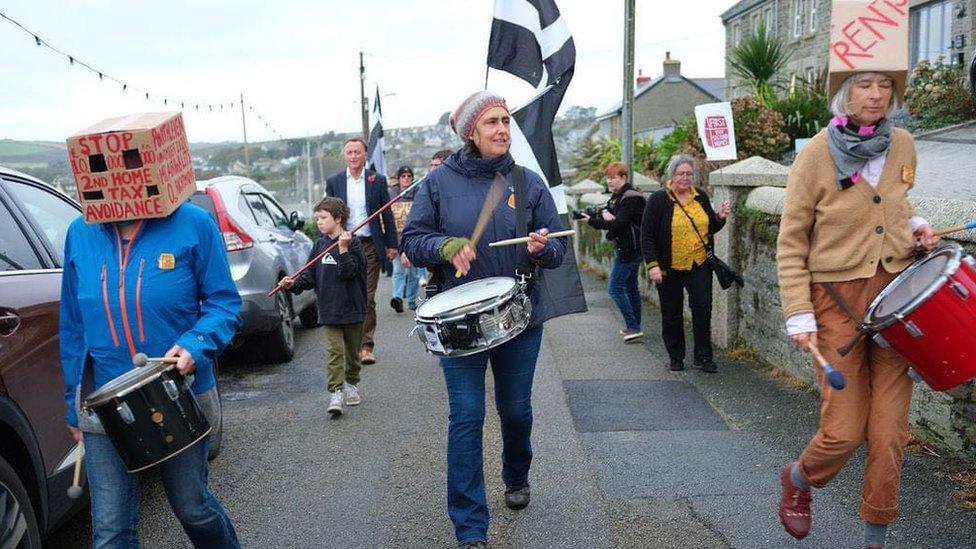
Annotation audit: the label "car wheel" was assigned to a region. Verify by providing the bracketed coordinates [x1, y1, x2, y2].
[260, 290, 295, 363]
[0, 455, 41, 549]
[298, 301, 319, 328]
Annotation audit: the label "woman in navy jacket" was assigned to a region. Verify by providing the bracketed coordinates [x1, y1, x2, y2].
[401, 91, 566, 549]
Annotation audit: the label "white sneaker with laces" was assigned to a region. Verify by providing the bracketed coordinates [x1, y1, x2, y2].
[327, 389, 344, 416]
[344, 382, 362, 406]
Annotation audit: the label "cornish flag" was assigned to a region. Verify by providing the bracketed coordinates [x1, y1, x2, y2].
[366, 85, 387, 177]
[487, 0, 586, 319]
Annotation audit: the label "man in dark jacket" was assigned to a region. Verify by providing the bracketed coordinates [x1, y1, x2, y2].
[325, 137, 397, 365]
[581, 161, 646, 342]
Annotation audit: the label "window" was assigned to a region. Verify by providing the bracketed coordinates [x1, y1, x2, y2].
[752, 13, 762, 34]
[733, 23, 742, 46]
[809, 0, 818, 33]
[5, 180, 80, 266]
[806, 67, 816, 84]
[244, 193, 275, 229]
[260, 195, 292, 231]
[765, 8, 776, 35]
[910, 0, 953, 67]
[0, 201, 43, 272]
[793, 0, 805, 38]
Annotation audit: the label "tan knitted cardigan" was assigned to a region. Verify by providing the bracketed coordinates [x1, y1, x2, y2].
[776, 128, 918, 318]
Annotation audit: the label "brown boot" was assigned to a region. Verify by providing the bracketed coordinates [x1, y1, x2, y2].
[779, 462, 812, 539]
[360, 348, 376, 365]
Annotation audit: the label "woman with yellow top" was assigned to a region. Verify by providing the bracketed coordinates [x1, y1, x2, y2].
[640, 154, 730, 372]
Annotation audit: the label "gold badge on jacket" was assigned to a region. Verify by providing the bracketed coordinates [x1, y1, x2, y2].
[158, 253, 175, 270]
[902, 165, 915, 186]
[507, 193, 516, 209]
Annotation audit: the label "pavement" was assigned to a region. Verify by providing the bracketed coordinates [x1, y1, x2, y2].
[914, 122, 976, 201]
[46, 270, 976, 548]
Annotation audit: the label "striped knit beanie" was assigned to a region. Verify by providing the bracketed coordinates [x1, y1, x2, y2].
[449, 91, 508, 141]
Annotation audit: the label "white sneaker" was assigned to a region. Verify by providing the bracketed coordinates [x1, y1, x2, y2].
[327, 389, 344, 416]
[344, 382, 361, 406]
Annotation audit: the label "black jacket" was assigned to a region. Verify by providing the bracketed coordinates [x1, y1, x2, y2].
[587, 185, 645, 261]
[289, 235, 367, 325]
[640, 187, 726, 271]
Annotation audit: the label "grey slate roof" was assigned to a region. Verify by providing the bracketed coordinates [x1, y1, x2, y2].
[596, 76, 726, 120]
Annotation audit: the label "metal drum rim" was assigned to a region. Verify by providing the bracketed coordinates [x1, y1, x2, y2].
[863, 243, 963, 330]
[83, 361, 176, 409]
[415, 276, 519, 323]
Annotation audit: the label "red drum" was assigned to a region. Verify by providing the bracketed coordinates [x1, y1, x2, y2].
[863, 243, 976, 391]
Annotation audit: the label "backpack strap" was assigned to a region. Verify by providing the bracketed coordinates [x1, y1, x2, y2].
[513, 165, 534, 288]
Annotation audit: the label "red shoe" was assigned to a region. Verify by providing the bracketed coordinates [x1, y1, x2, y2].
[779, 463, 812, 539]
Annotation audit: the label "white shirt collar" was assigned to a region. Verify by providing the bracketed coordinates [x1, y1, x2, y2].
[346, 167, 366, 182]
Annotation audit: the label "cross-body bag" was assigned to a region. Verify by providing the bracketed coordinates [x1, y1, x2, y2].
[672, 192, 743, 290]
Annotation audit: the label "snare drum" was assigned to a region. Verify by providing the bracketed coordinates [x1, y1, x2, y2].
[414, 277, 531, 357]
[83, 361, 211, 472]
[863, 243, 976, 391]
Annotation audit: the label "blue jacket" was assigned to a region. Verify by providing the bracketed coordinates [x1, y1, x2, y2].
[325, 169, 398, 252]
[400, 150, 566, 326]
[60, 203, 242, 427]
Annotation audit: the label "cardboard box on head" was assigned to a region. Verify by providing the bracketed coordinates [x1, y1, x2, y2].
[828, 0, 909, 101]
[67, 112, 195, 224]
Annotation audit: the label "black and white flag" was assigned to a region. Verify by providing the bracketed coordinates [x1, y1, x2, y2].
[367, 85, 387, 178]
[487, 0, 586, 320]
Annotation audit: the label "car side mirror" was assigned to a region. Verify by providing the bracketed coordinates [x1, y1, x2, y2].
[289, 211, 306, 231]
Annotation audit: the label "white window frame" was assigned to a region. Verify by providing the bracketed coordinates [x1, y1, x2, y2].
[765, 7, 776, 36]
[809, 0, 818, 33]
[733, 22, 742, 45]
[793, 0, 805, 38]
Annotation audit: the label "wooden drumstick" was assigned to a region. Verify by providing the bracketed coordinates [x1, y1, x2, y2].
[810, 345, 846, 390]
[934, 221, 976, 237]
[488, 230, 575, 247]
[132, 353, 178, 367]
[454, 172, 509, 278]
[67, 442, 85, 499]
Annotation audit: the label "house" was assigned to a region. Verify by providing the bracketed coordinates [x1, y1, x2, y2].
[721, 0, 976, 98]
[595, 52, 725, 140]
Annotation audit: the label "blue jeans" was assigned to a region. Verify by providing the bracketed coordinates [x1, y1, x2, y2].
[608, 256, 642, 331]
[440, 324, 543, 544]
[84, 432, 240, 549]
[392, 259, 425, 305]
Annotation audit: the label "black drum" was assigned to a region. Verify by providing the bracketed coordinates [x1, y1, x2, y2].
[83, 361, 211, 472]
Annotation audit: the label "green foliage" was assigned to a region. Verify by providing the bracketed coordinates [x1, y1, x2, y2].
[303, 220, 321, 241]
[729, 21, 791, 106]
[905, 57, 976, 129]
[570, 136, 655, 185]
[729, 96, 792, 160]
[772, 69, 831, 142]
[649, 116, 700, 177]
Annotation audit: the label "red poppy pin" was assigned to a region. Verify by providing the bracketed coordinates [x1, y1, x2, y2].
[367, 174, 377, 183]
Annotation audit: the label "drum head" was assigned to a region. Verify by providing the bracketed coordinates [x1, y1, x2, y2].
[85, 361, 170, 407]
[416, 277, 518, 319]
[866, 244, 961, 325]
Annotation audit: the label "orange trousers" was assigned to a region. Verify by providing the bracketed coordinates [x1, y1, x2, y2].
[798, 266, 913, 525]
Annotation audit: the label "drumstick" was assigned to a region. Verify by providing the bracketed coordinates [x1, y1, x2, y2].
[269, 177, 426, 296]
[810, 345, 846, 390]
[132, 353, 178, 367]
[67, 442, 85, 499]
[935, 221, 976, 236]
[488, 230, 575, 247]
[454, 172, 509, 278]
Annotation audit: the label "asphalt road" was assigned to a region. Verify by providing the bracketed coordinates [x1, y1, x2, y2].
[46, 272, 976, 548]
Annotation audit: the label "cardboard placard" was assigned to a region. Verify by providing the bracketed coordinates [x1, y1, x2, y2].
[828, 0, 909, 98]
[67, 112, 195, 223]
[694, 102, 738, 161]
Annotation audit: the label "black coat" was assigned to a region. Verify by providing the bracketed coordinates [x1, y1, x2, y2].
[640, 187, 726, 271]
[587, 185, 645, 261]
[325, 169, 398, 252]
[289, 235, 367, 325]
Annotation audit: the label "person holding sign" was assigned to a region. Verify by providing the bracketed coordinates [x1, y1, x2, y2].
[776, 3, 939, 545]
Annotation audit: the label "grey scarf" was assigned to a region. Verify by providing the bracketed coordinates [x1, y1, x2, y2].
[825, 116, 892, 190]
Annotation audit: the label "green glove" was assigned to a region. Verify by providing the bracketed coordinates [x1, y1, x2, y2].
[439, 237, 472, 263]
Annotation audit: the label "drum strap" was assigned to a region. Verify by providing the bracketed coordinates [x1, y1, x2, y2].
[822, 282, 868, 356]
[513, 165, 535, 290]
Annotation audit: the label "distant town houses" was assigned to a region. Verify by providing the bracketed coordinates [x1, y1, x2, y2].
[595, 52, 725, 141]
[721, 0, 976, 98]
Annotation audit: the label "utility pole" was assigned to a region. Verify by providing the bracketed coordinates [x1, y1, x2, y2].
[306, 140, 314, 213]
[621, 0, 636, 171]
[240, 92, 250, 170]
[359, 51, 369, 141]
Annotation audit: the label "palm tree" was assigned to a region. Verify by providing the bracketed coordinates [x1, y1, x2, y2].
[729, 21, 791, 107]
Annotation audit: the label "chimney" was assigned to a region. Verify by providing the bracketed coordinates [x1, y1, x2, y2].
[663, 51, 681, 81]
[636, 69, 652, 86]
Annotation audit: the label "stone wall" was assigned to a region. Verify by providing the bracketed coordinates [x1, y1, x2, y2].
[568, 159, 976, 458]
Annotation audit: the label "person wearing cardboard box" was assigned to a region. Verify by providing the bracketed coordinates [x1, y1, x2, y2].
[61, 113, 242, 548]
[775, 3, 938, 548]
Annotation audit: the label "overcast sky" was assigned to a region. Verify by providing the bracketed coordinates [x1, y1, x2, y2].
[0, 1, 729, 143]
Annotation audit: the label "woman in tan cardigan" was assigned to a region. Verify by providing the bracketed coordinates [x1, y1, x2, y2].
[775, 72, 938, 549]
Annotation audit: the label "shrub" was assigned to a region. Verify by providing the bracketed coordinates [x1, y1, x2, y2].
[905, 58, 976, 129]
[570, 136, 655, 186]
[729, 21, 791, 106]
[773, 70, 831, 143]
[729, 96, 792, 160]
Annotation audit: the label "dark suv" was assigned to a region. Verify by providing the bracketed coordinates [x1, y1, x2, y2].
[0, 166, 87, 547]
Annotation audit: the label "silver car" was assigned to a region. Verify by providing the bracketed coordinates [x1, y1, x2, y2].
[192, 176, 316, 363]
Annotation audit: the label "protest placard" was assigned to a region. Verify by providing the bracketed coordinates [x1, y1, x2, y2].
[694, 102, 738, 161]
[828, 0, 909, 98]
[67, 112, 195, 223]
